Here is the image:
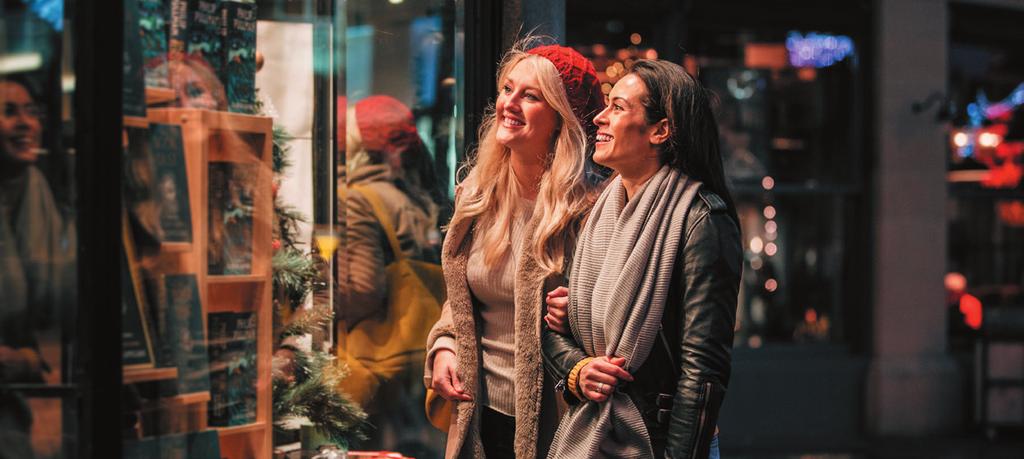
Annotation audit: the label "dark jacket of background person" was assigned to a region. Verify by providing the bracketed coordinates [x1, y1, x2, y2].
[543, 189, 742, 458]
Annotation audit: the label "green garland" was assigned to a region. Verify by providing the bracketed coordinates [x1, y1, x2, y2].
[272, 304, 367, 446]
[269, 120, 367, 448]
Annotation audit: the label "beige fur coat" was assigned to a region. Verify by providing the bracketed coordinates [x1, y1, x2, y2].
[424, 210, 566, 459]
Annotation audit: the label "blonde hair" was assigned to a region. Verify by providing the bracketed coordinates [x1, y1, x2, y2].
[450, 44, 594, 274]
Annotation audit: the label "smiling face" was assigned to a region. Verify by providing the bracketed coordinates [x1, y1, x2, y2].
[592, 73, 666, 178]
[0, 81, 42, 164]
[495, 58, 559, 159]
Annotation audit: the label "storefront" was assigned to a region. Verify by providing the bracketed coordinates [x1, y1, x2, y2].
[1, 0, 491, 457]
[2, 0, 1021, 457]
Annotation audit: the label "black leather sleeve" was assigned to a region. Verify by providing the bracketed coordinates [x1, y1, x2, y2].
[540, 273, 590, 404]
[665, 209, 742, 459]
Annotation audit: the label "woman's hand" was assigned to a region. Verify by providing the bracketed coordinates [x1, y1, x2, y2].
[579, 356, 634, 402]
[545, 286, 570, 334]
[431, 349, 472, 402]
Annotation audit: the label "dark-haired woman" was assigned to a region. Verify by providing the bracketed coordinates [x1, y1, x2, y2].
[542, 60, 742, 458]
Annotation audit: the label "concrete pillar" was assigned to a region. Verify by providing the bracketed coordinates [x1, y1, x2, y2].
[502, 0, 566, 49]
[868, 0, 962, 435]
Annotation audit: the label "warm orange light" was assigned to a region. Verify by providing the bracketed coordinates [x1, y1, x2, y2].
[997, 200, 1024, 227]
[762, 176, 775, 190]
[630, 33, 642, 45]
[765, 242, 778, 256]
[750, 237, 764, 254]
[804, 308, 818, 324]
[644, 49, 658, 59]
[763, 205, 776, 219]
[944, 272, 966, 294]
[765, 220, 777, 234]
[959, 293, 983, 330]
[953, 131, 969, 148]
[979, 132, 1002, 148]
[765, 278, 778, 292]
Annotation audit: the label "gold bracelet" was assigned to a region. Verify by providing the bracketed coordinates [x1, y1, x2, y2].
[567, 357, 594, 400]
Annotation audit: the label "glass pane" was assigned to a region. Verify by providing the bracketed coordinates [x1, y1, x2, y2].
[121, 0, 288, 457]
[566, 17, 867, 348]
[947, 5, 1024, 352]
[0, 0, 78, 457]
[335, 0, 459, 456]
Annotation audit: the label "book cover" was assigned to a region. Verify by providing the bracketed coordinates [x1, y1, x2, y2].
[223, 1, 258, 114]
[123, 0, 146, 117]
[208, 162, 256, 275]
[138, 0, 169, 88]
[163, 274, 210, 394]
[167, 0, 190, 64]
[121, 243, 155, 368]
[148, 123, 193, 243]
[186, 0, 225, 86]
[207, 312, 258, 426]
[185, 430, 221, 457]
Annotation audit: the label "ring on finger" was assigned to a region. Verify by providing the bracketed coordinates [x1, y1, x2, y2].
[597, 382, 606, 394]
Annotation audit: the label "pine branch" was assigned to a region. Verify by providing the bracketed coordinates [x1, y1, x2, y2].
[272, 248, 319, 306]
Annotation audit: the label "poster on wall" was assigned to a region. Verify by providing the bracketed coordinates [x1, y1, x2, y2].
[149, 123, 193, 243]
[208, 162, 255, 275]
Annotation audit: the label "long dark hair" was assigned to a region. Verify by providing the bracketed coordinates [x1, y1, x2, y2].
[629, 60, 738, 223]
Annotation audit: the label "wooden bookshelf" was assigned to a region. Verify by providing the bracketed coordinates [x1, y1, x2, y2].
[147, 107, 274, 459]
[123, 366, 179, 384]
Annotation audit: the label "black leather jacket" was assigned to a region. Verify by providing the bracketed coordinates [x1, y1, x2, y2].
[542, 189, 742, 459]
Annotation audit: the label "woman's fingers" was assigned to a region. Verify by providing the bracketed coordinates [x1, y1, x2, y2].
[591, 357, 634, 382]
[546, 286, 569, 298]
[446, 364, 473, 401]
[432, 350, 472, 401]
[545, 314, 567, 334]
[546, 297, 568, 317]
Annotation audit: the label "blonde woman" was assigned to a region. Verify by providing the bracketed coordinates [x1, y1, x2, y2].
[424, 41, 604, 459]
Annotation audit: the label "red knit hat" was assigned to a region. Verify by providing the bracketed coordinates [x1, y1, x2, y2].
[527, 45, 605, 138]
[353, 95, 420, 155]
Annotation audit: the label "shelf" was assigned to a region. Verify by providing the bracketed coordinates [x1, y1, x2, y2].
[207, 274, 269, 284]
[215, 421, 267, 436]
[146, 87, 176, 106]
[165, 391, 212, 406]
[159, 242, 193, 253]
[149, 107, 271, 134]
[123, 116, 149, 128]
[124, 366, 178, 384]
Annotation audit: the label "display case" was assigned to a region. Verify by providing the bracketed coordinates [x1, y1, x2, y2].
[122, 101, 274, 458]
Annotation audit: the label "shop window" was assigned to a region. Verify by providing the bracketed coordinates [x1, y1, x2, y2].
[947, 3, 1024, 430]
[116, 0, 461, 457]
[567, 2, 870, 349]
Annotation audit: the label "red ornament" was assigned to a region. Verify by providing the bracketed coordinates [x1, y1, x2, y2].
[272, 239, 282, 251]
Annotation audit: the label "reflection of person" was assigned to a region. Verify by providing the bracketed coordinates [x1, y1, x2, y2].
[0, 76, 73, 458]
[425, 42, 604, 459]
[334, 94, 447, 455]
[168, 56, 226, 110]
[542, 60, 742, 458]
[341, 95, 444, 325]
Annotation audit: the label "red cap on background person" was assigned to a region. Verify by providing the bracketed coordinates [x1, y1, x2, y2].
[527, 44, 605, 138]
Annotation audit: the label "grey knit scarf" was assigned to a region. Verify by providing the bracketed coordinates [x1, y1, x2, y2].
[548, 166, 701, 459]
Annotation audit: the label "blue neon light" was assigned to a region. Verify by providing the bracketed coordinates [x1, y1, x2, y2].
[785, 32, 855, 68]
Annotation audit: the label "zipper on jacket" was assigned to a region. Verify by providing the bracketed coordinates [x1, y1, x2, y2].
[689, 381, 713, 459]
